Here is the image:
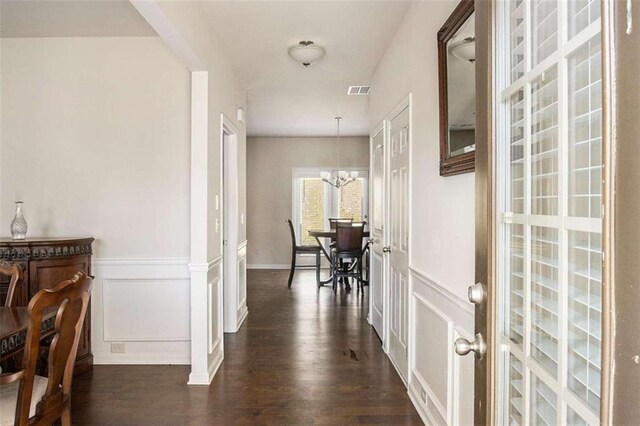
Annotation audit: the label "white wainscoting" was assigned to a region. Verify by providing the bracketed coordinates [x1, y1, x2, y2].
[236, 241, 248, 330]
[206, 257, 224, 383]
[408, 267, 475, 426]
[92, 258, 191, 364]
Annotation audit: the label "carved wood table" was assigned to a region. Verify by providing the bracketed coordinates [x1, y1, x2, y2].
[0, 306, 57, 366]
[0, 237, 94, 374]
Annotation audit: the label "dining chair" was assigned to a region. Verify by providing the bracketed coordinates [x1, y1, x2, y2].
[328, 218, 353, 230]
[286, 219, 322, 288]
[0, 260, 24, 307]
[331, 222, 365, 292]
[0, 271, 93, 426]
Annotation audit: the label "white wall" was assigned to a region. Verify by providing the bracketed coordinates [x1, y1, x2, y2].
[0, 37, 190, 257]
[246, 136, 370, 268]
[146, 1, 247, 384]
[0, 36, 192, 363]
[369, 2, 476, 424]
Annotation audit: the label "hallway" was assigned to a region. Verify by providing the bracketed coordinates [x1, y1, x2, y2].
[71, 270, 421, 424]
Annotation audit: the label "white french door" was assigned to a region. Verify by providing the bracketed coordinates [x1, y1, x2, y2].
[496, 0, 604, 424]
[388, 103, 410, 380]
[369, 124, 386, 340]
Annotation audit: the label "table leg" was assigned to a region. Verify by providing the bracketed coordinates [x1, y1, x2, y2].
[314, 236, 334, 285]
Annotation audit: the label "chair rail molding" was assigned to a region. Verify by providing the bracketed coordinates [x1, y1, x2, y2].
[91, 257, 191, 365]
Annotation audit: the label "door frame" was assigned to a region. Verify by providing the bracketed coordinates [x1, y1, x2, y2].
[604, 0, 640, 422]
[221, 113, 245, 333]
[368, 121, 388, 341]
[474, 0, 496, 422]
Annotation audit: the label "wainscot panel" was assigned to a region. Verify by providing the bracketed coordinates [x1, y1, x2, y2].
[408, 267, 475, 425]
[92, 258, 191, 364]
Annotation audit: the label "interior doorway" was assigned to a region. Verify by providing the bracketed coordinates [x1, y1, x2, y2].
[221, 114, 248, 333]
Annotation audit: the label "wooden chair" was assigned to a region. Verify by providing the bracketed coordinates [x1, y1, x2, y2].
[331, 223, 365, 292]
[0, 260, 24, 307]
[0, 272, 93, 426]
[286, 219, 322, 288]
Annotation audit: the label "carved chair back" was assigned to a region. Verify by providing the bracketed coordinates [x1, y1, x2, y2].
[0, 260, 24, 307]
[13, 271, 93, 425]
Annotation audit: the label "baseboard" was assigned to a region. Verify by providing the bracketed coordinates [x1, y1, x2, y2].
[94, 354, 190, 365]
[408, 386, 433, 425]
[207, 346, 224, 383]
[247, 264, 289, 269]
[237, 306, 248, 330]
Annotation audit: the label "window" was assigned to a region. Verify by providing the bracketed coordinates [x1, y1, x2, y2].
[292, 168, 368, 246]
[496, 1, 602, 425]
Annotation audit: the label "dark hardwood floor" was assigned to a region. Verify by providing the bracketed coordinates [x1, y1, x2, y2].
[71, 269, 421, 425]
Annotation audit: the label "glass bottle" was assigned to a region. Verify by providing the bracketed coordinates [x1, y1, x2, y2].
[10, 201, 28, 240]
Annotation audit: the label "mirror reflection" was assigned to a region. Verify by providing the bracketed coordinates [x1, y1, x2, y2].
[446, 12, 475, 157]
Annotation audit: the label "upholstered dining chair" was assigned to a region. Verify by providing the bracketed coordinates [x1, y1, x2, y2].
[286, 219, 322, 288]
[0, 271, 93, 426]
[0, 260, 24, 307]
[331, 222, 365, 292]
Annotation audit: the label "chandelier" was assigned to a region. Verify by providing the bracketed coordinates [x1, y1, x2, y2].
[320, 117, 358, 189]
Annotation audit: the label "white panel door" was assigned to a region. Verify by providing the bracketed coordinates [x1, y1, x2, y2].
[369, 125, 386, 340]
[388, 105, 410, 379]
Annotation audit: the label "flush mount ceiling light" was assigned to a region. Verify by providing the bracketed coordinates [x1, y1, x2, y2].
[288, 40, 325, 67]
[450, 36, 475, 63]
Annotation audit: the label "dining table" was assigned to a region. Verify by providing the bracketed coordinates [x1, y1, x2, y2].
[308, 229, 371, 287]
[308, 229, 371, 262]
[0, 306, 57, 365]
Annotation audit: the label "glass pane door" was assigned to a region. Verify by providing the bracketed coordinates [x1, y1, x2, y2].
[496, 1, 603, 424]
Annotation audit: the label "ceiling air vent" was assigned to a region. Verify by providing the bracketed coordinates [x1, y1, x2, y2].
[347, 86, 371, 95]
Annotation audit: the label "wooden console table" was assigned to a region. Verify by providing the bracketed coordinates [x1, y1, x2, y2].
[0, 237, 94, 374]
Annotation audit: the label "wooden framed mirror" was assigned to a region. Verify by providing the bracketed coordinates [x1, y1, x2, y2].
[437, 0, 475, 176]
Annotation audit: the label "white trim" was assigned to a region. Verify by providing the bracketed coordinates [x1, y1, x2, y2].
[95, 354, 191, 365]
[368, 119, 388, 348]
[130, 0, 205, 71]
[187, 342, 223, 385]
[222, 113, 244, 334]
[409, 266, 474, 316]
[93, 258, 190, 267]
[408, 386, 435, 426]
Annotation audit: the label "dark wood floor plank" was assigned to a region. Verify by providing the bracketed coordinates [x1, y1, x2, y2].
[71, 269, 421, 425]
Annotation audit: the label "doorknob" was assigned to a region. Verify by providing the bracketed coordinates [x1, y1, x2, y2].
[467, 282, 486, 304]
[454, 333, 486, 359]
[382, 246, 391, 253]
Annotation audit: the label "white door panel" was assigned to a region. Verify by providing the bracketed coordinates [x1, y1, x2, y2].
[388, 105, 410, 379]
[370, 126, 386, 340]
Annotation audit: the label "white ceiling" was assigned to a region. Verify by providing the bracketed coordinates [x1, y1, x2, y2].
[1, 0, 410, 137]
[0, 1, 156, 38]
[200, 1, 412, 137]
